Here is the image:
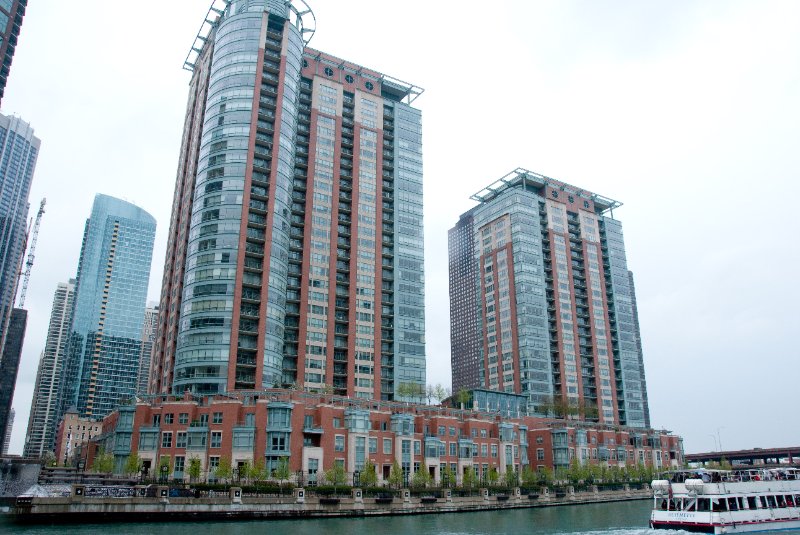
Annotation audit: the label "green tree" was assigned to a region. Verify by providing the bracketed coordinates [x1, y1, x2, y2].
[455, 388, 471, 410]
[412, 468, 432, 488]
[360, 459, 378, 487]
[587, 463, 603, 484]
[188, 456, 202, 482]
[440, 465, 456, 488]
[521, 466, 538, 488]
[274, 456, 291, 489]
[249, 458, 266, 482]
[215, 456, 232, 483]
[92, 451, 114, 474]
[487, 467, 500, 486]
[567, 458, 583, 486]
[324, 462, 347, 495]
[462, 466, 477, 488]
[538, 466, 554, 487]
[388, 460, 404, 488]
[432, 384, 450, 405]
[123, 451, 142, 477]
[504, 466, 519, 487]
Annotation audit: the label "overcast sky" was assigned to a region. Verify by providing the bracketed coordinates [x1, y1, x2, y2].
[3, 0, 798, 455]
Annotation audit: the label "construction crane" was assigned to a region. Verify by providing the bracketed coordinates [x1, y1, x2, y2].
[17, 198, 45, 308]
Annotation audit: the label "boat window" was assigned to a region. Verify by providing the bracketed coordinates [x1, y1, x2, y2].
[777, 496, 787, 508]
[736, 497, 745, 510]
[727, 497, 738, 511]
[766, 496, 777, 509]
[787, 496, 796, 507]
[712, 499, 728, 512]
[697, 499, 710, 512]
[747, 497, 757, 510]
[759, 496, 768, 509]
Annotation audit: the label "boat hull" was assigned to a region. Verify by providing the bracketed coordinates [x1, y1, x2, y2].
[651, 517, 800, 534]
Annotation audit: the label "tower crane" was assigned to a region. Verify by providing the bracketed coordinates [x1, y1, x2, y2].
[17, 198, 45, 308]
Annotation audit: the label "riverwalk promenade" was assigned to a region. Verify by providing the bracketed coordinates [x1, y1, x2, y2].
[13, 484, 651, 523]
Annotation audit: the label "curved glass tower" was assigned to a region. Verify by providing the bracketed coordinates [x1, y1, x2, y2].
[59, 194, 156, 420]
[173, 0, 307, 393]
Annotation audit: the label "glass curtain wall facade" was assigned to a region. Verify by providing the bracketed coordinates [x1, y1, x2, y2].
[0, 113, 38, 354]
[58, 194, 156, 421]
[448, 169, 649, 428]
[150, 0, 425, 402]
[0, 0, 27, 105]
[24, 279, 76, 458]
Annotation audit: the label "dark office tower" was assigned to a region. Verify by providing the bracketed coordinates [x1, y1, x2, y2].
[58, 195, 156, 421]
[0, 307, 26, 452]
[448, 169, 649, 428]
[23, 279, 76, 459]
[0, 113, 38, 354]
[136, 304, 158, 395]
[0, 0, 27, 106]
[151, 0, 425, 401]
[2, 407, 12, 454]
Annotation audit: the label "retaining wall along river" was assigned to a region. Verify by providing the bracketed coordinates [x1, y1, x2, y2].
[13, 484, 651, 523]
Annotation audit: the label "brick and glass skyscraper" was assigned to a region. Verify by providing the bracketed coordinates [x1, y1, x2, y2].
[151, 0, 425, 401]
[449, 169, 649, 428]
[0, 0, 28, 105]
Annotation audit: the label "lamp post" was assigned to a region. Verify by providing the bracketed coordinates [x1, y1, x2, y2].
[708, 434, 719, 453]
[716, 427, 725, 453]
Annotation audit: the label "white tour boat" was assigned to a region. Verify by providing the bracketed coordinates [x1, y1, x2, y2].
[650, 468, 800, 533]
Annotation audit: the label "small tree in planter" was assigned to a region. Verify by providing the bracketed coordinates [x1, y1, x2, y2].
[124, 451, 142, 478]
[412, 468, 432, 489]
[274, 456, 291, 491]
[487, 467, 500, 487]
[360, 459, 378, 487]
[324, 463, 347, 496]
[92, 450, 115, 474]
[440, 465, 456, 488]
[521, 466, 538, 489]
[504, 466, 519, 488]
[388, 460, 404, 489]
[215, 456, 232, 484]
[249, 458, 266, 482]
[462, 466, 477, 489]
[188, 456, 202, 483]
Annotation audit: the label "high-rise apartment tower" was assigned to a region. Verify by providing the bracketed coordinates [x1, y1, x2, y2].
[448, 169, 649, 428]
[136, 303, 158, 395]
[58, 195, 156, 421]
[0, 113, 38, 352]
[151, 0, 425, 401]
[24, 279, 76, 458]
[0, 0, 28, 105]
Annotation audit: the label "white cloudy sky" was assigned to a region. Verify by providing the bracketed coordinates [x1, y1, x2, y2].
[3, 0, 798, 455]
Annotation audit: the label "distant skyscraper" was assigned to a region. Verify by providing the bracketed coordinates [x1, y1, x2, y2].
[448, 169, 649, 428]
[2, 407, 12, 454]
[0, 307, 25, 449]
[24, 279, 76, 459]
[58, 195, 156, 422]
[150, 1, 425, 401]
[136, 303, 158, 395]
[0, 0, 28, 105]
[0, 113, 38, 353]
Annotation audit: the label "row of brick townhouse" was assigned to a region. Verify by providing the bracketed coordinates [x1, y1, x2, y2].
[85, 389, 682, 485]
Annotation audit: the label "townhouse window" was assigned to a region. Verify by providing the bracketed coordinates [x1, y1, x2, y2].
[335, 435, 345, 452]
[383, 438, 392, 454]
[211, 431, 222, 448]
[213, 412, 223, 424]
[161, 432, 173, 449]
[537, 448, 545, 461]
[179, 413, 189, 425]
